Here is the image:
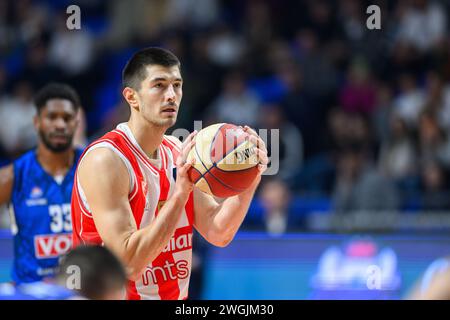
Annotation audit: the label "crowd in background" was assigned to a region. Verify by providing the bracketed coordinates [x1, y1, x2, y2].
[1, 0, 450, 233]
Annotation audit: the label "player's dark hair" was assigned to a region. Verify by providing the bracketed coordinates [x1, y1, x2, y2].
[34, 83, 80, 114]
[57, 245, 127, 300]
[122, 47, 180, 90]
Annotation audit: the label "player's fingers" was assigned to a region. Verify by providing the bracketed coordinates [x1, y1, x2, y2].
[257, 163, 268, 173]
[183, 132, 197, 151]
[176, 155, 183, 167]
[256, 148, 269, 165]
[248, 134, 267, 152]
[176, 140, 191, 166]
[182, 158, 194, 173]
[178, 139, 196, 167]
[181, 138, 196, 154]
[177, 156, 194, 174]
[243, 125, 259, 138]
[182, 139, 196, 157]
[240, 125, 260, 143]
[247, 134, 260, 146]
[181, 130, 197, 149]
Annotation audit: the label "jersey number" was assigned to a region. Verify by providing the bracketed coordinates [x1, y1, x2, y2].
[49, 204, 72, 233]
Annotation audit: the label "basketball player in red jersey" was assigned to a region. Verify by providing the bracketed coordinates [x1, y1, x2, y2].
[71, 47, 268, 300]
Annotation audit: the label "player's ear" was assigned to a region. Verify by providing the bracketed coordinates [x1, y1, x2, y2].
[123, 87, 140, 111]
[75, 108, 81, 125]
[73, 107, 81, 129]
[33, 113, 40, 131]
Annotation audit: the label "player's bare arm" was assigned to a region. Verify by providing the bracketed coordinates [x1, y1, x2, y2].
[0, 164, 13, 205]
[193, 125, 269, 247]
[78, 131, 197, 280]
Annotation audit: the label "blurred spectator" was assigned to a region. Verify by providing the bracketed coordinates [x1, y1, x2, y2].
[339, 58, 377, 115]
[372, 84, 395, 143]
[207, 23, 245, 68]
[287, 108, 366, 195]
[20, 40, 62, 89]
[164, 0, 219, 30]
[205, 70, 260, 127]
[423, 71, 450, 132]
[378, 115, 418, 180]
[48, 13, 94, 77]
[333, 144, 400, 213]
[260, 179, 291, 236]
[420, 160, 450, 211]
[244, 1, 273, 48]
[181, 32, 222, 120]
[0, 80, 37, 158]
[393, 73, 426, 128]
[327, 108, 350, 150]
[337, 0, 366, 48]
[302, 0, 342, 44]
[327, 109, 372, 152]
[417, 110, 450, 167]
[0, 1, 10, 54]
[12, 0, 49, 45]
[0, 65, 6, 94]
[104, 0, 168, 49]
[279, 61, 319, 157]
[340, 0, 393, 71]
[395, 0, 447, 52]
[242, 1, 274, 76]
[293, 28, 338, 102]
[258, 103, 303, 180]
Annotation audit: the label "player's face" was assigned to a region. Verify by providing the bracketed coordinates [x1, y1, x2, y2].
[137, 65, 183, 128]
[35, 99, 78, 153]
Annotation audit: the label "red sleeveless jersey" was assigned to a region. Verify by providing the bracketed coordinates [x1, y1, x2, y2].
[71, 123, 194, 300]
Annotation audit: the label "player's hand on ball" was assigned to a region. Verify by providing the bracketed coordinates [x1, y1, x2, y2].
[175, 130, 197, 196]
[242, 125, 268, 174]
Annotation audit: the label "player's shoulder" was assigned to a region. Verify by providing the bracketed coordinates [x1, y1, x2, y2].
[80, 130, 126, 162]
[13, 149, 36, 167]
[11, 149, 37, 181]
[164, 135, 182, 146]
[163, 135, 182, 150]
[77, 147, 130, 195]
[80, 146, 125, 170]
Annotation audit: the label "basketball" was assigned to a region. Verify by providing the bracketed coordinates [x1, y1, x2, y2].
[187, 123, 260, 198]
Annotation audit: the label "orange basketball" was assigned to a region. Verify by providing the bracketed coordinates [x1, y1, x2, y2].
[187, 123, 260, 198]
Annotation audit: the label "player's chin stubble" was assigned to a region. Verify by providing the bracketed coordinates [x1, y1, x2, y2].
[147, 114, 177, 128]
[39, 130, 73, 153]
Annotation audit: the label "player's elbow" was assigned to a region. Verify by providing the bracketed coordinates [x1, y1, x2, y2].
[208, 231, 234, 248]
[215, 238, 233, 248]
[121, 242, 146, 281]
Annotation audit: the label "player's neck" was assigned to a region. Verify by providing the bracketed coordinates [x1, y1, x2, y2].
[36, 144, 74, 177]
[127, 119, 166, 159]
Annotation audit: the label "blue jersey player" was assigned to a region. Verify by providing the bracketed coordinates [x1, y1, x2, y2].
[0, 83, 82, 284]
